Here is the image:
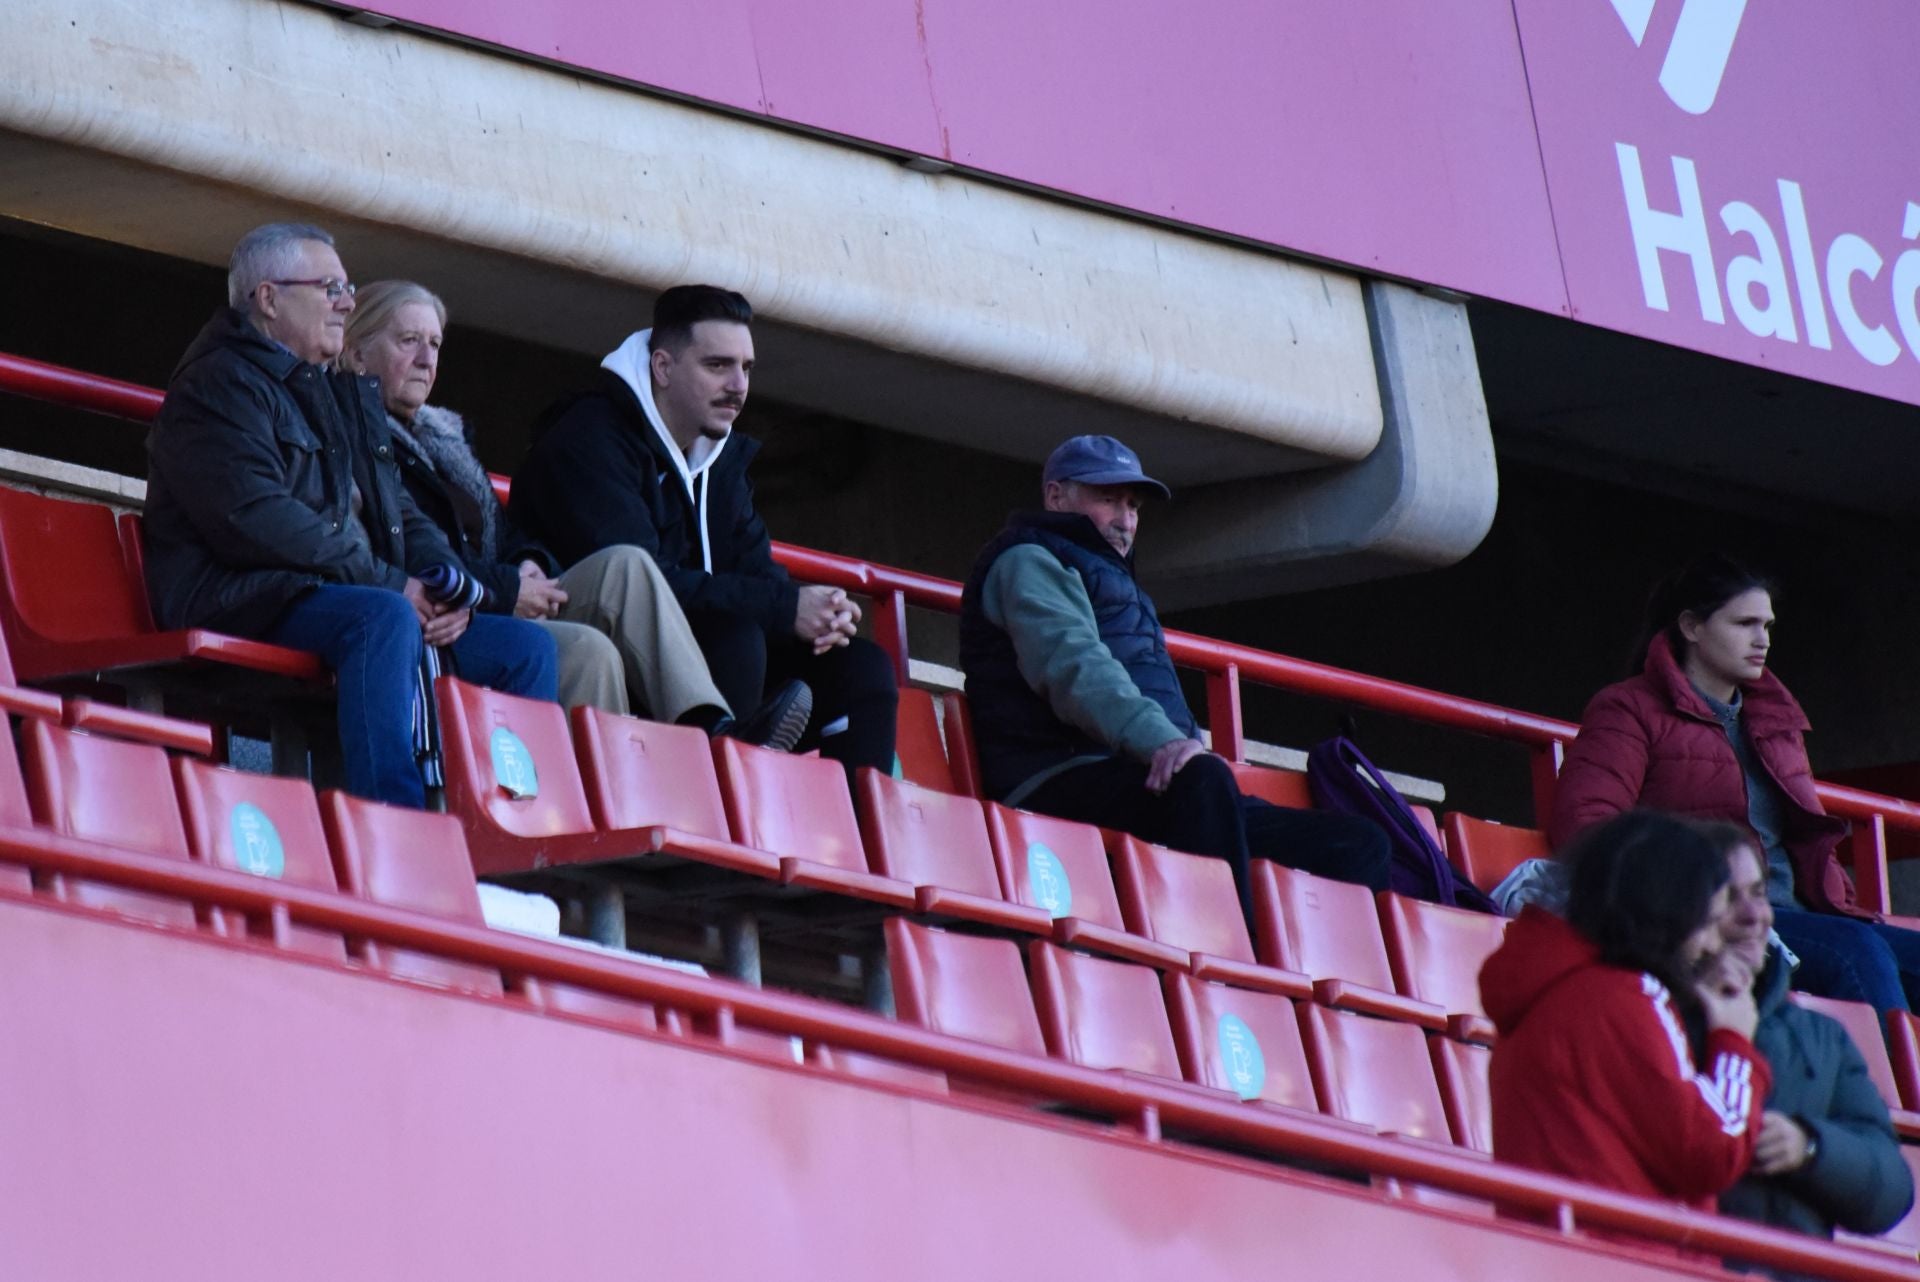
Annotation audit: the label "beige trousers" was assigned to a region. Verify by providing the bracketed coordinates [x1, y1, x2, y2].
[533, 545, 729, 722]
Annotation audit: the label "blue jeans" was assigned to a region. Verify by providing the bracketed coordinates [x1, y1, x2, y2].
[1772, 907, 1920, 1015]
[267, 585, 557, 808]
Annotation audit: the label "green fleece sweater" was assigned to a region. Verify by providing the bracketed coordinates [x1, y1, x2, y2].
[980, 543, 1191, 801]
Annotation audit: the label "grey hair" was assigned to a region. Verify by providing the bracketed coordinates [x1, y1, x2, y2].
[341, 280, 448, 367]
[227, 222, 336, 309]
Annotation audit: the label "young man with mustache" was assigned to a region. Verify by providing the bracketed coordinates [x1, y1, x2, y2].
[513, 285, 897, 777]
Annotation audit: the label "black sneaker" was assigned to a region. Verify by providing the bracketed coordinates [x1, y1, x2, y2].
[719, 679, 813, 754]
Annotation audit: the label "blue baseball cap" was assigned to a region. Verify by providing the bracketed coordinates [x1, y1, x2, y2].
[1041, 435, 1171, 500]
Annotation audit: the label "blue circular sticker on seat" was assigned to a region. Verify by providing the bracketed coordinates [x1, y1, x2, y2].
[1217, 1013, 1267, 1100]
[490, 727, 539, 799]
[229, 802, 285, 879]
[1026, 841, 1072, 918]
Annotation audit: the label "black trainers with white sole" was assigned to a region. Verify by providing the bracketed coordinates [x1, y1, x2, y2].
[717, 679, 813, 754]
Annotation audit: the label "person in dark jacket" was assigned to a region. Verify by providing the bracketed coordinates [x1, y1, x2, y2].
[1710, 824, 1914, 1253]
[957, 435, 1389, 915]
[340, 280, 808, 750]
[512, 286, 895, 777]
[144, 223, 556, 807]
[1551, 554, 1920, 1013]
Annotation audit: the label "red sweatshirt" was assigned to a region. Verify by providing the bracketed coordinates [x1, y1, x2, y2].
[1480, 909, 1770, 1206]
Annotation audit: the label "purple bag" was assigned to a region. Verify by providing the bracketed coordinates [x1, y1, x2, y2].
[1305, 735, 1497, 912]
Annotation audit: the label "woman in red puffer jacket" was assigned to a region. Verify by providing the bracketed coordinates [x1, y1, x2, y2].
[1551, 554, 1920, 1014]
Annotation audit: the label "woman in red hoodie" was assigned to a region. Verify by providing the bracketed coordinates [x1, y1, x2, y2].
[1550, 555, 1920, 1014]
[1482, 810, 1768, 1203]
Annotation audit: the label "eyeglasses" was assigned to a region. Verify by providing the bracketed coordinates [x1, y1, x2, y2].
[269, 278, 356, 301]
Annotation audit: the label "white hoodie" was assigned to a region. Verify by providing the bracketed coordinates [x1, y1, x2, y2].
[600, 328, 726, 573]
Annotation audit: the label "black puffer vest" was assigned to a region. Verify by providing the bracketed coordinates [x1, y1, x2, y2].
[959, 510, 1196, 800]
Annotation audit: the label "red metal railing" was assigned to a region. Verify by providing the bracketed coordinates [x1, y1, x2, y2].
[4, 349, 1919, 910]
[0, 828, 1912, 1282]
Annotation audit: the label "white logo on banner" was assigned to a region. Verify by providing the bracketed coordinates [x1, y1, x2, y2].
[1604, 1, 1920, 373]
[1609, 0, 1748, 115]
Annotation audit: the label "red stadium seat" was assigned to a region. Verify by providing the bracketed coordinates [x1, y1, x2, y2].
[0, 490, 322, 684]
[438, 677, 775, 880]
[1230, 763, 1313, 810]
[986, 803, 1185, 968]
[856, 769, 1050, 934]
[1444, 813, 1549, 893]
[894, 688, 956, 793]
[173, 756, 345, 962]
[20, 719, 195, 928]
[1888, 1010, 1920, 1113]
[940, 692, 983, 799]
[320, 790, 503, 998]
[1790, 992, 1920, 1139]
[1428, 1033, 1493, 1153]
[714, 737, 913, 908]
[1028, 940, 1183, 1080]
[1109, 833, 1309, 997]
[1299, 1003, 1453, 1144]
[571, 706, 731, 842]
[884, 917, 1046, 1057]
[1163, 973, 1319, 1112]
[1379, 892, 1506, 1043]
[0, 584, 212, 754]
[1251, 861, 1445, 1029]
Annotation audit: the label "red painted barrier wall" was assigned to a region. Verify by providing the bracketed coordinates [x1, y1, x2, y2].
[0, 895, 1735, 1282]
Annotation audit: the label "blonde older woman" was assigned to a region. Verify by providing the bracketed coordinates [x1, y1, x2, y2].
[341, 280, 808, 748]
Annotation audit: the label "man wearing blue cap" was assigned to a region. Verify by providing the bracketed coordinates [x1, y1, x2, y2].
[959, 435, 1391, 913]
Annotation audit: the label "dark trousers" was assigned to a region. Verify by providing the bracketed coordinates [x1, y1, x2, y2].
[1020, 752, 1392, 917]
[266, 585, 558, 809]
[688, 609, 899, 777]
[1773, 907, 1920, 1015]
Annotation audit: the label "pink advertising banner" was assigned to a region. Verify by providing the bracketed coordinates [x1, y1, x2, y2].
[356, 0, 1568, 315]
[359, 0, 1920, 404]
[1513, 0, 1920, 405]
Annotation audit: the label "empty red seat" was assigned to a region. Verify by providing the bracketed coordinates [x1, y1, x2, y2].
[1444, 813, 1549, 892]
[1028, 940, 1183, 1080]
[571, 706, 730, 841]
[1230, 764, 1313, 810]
[0, 490, 322, 683]
[987, 803, 1184, 968]
[320, 790, 503, 998]
[857, 769, 1049, 934]
[1110, 834, 1308, 997]
[714, 737, 912, 908]
[940, 692, 983, 799]
[1299, 1003, 1453, 1143]
[894, 688, 956, 793]
[1379, 892, 1507, 1042]
[20, 719, 195, 928]
[1887, 1010, 1920, 1113]
[1251, 860, 1445, 1028]
[172, 756, 344, 961]
[1429, 1033, 1493, 1153]
[1791, 992, 1920, 1138]
[440, 677, 773, 880]
[884, 917, 1046, 1057]
[1163, 973, 1319, 1112]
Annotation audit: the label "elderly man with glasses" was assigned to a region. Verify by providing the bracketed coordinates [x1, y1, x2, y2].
[143, 222, 556, 807]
